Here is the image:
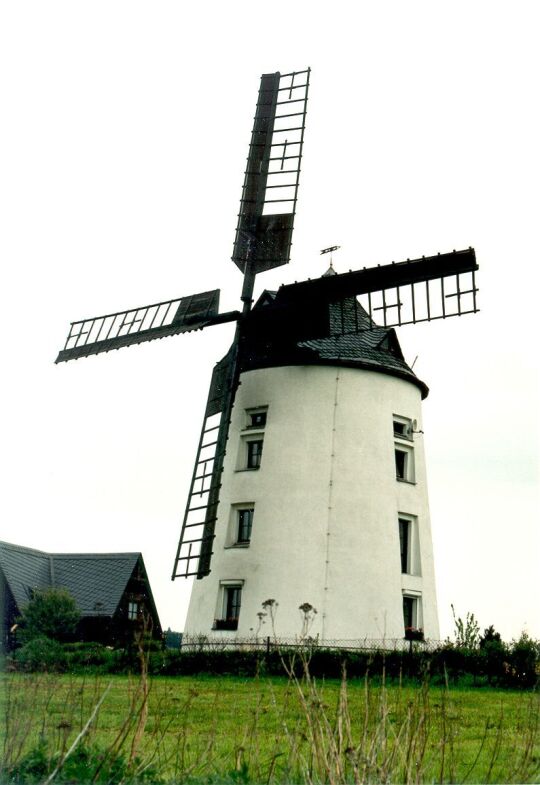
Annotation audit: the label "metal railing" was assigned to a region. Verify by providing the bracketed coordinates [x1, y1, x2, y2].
[180, 635, 444, 653]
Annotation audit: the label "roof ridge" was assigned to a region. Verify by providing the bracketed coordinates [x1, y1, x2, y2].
[0, 540, 48, 557]
[51, 552, 141, 559]
[0, 540, 141, 561]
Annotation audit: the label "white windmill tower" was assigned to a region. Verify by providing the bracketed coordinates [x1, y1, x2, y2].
[56, 69, 479, 645]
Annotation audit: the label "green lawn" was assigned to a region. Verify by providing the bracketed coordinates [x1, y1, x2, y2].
[1, 672, 539, 783]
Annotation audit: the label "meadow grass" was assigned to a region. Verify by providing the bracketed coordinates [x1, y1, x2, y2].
[1, 668, 538, 783]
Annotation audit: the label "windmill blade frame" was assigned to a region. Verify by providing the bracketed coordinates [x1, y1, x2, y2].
[274, 248, 479, 340]
[232, 69, 310, 277]
[56, 290, 240, 363]
[172, 346, 239, 579]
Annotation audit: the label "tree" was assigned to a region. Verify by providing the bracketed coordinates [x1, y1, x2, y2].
[17, 588, 80, 644]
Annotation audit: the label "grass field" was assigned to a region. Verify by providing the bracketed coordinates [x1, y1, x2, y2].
[1, 669, 539, 783]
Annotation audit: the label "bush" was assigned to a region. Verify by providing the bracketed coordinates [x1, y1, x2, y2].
[63, 641, 113, 670]
[17, 588, 80, 644]
[14, 636, 67, 672]
[506, 633, 539, 688]
[476, 627, 508, 685]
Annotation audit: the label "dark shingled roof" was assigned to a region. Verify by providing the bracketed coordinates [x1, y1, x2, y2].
[0, 541, 140, 617]
[300, 299, 429, 397]
[243, 286, 429, 398]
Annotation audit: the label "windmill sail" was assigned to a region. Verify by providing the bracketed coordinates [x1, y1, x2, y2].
[56, 290, 239, 363]
[232, 69, 310, 275]
[172, 347, 238, 579]
[173, 66, 311, 580]
[274, 248, 479, 339]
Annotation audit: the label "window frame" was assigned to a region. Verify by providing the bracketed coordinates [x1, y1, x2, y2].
[249, 411, 267, 428]
[402, 592, 423, 635]
[246, 438, 264, 470]
[214, 580, 244, 631]
[398, 513, 420, 575]
[127, 601, 139, 621]
[393, 415, 413, 441]
[237, 507, 254, 544]
[245, 406, 268, 430]
[224, 586, 242, 621]
[399, 517, 411, 574]
[395, 443, 415, 483]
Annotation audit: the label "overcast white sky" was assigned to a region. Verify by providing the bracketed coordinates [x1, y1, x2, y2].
[1, 1, 538, 642]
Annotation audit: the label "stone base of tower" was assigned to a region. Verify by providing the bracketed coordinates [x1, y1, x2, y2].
[183, 364, 440, 643]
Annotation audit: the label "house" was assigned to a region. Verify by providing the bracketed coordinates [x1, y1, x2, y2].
[0, 540, 162, 651]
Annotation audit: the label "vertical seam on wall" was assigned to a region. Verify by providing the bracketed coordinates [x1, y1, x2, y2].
[321, 367, 340, 640]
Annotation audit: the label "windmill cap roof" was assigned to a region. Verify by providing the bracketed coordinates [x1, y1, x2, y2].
[245, 290, 428, 397]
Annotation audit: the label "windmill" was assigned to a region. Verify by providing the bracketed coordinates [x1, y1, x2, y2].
[56, 69, 479, 642]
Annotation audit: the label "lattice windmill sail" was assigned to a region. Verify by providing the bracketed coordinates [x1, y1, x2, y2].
[56, 69, 480, 643]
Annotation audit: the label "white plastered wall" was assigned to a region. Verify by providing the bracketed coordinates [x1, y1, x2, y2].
[184, 364, 440, 642]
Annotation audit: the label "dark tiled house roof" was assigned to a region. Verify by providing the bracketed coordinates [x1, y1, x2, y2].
[0, 541, 142, 617]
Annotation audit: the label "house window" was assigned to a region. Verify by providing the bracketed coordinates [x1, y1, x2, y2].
[399, 517, 410, 573]
[237, 508, 254, 544]
[395, 444, 414, 482]
[247, 439, 263, 469]
[128, 601, 139, 621]
[214, 583, 243, 630]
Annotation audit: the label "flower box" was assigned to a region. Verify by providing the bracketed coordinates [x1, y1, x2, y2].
[213, 618, 238, 631]
[404, 627, 424, 642]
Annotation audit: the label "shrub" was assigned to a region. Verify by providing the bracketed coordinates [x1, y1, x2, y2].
[17, 588, 80, 644]
[506, 633, 539, 688]
[477, 626, 507, 685]
[14, 636, 67, 672]
[63, 641, 113, 670]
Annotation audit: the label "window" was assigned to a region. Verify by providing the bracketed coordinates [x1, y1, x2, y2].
[246, 407, 268, 429]
[250, 411, 267, 428]
[247, 439, 263, 469]
[225, 586, 242, 620]
[128, 601, 139, 621]
[393, 416, 413, 440]
[240, 408, 267, 470]
[228, 503, 255, 547]
[395, 444, 414, 482]
[237, 508, 254, 544]
[398, 514, 420, 575]
[214, 583, 243, 630]
[402, 594, 421, 630]
[399, 517, 410, 573]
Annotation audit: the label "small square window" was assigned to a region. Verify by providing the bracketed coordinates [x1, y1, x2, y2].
[395, 445, 414, 482]
[247, 439, 263, 469]
[128, 601, 139, 621]
[393, 416, 412, 440]
[250, 411, 267, 428]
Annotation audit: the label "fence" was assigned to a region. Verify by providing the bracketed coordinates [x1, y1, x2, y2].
[180, 635, 444, 654]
